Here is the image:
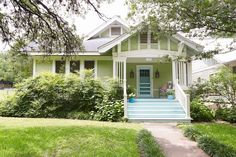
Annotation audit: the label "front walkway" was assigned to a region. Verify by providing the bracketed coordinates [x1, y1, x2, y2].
[144, 123, 209, 157]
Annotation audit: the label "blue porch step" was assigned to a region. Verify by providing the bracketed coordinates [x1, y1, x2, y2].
[127, 98, 190, 122]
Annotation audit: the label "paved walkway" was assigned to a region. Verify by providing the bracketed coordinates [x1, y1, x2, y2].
[144, 123, 209, 157]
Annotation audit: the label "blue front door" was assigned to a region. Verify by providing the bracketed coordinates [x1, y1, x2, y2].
[138, 68, 152, 97]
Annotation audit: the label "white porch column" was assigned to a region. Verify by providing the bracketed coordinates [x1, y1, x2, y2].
[94, 60, 98, 79]
[123, 58, 128, 118]
[172, 60, 176, 85]
[187, 62, 192, 86]
[80, 60, 85, 78]
[65, 60, 70, 74]
[33, 58, 36, 77]
[183, 62, 187, 86]
[52, 60, 56, 73]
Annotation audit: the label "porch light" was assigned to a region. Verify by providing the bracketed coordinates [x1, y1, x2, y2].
[130, 70, 134, 78]
[155, 69, 160, 78]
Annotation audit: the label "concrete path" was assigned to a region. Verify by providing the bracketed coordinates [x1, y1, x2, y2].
[144, 123, 209, 157]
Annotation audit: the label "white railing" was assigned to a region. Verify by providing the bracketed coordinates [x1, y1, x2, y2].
[175, 82, 190, 118]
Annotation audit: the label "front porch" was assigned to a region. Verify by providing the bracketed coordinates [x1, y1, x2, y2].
[113, 57, 191, 122]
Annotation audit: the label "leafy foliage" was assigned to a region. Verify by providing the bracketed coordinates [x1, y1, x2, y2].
[0, 0, 109, 54]
[190, 99, 214, 122]
[0, 40, 32, 83]
[189, 80, 211, 101]
[209, 67, 236, 107]
[127, 0, 236, 36]
[184, 127, 201, 141]
[137, 129, 164, 157]
[215, 107, 236, 123]
[0, 73, 104, 118]
[92, 96, 124, 122]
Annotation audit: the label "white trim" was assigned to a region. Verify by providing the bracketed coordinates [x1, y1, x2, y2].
[33, 59, 36, 77]
[65, 60, 70, 74]
[80, 60, 84, 78]
[136, 65, 153, 98]
[28, 52, 101, 56]
[117, 49, 178, 58]
[168, 38, 171, 51]
[172, 61, 176, 85]
[85, 16, 129, 40]
[95, 60, 98, 78]
[52, 60, 56, 73]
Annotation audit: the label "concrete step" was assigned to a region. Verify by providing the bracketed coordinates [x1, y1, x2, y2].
[134, 99, 178, 102]
[128, 114, 186, 119]
[128, 110, 185, 114]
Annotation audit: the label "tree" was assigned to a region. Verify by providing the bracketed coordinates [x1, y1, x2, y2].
[209, 67, 236, 108]
[127, 0, 236, 36]
[0, 39, 32, 83]
[0, 0, 109, 54]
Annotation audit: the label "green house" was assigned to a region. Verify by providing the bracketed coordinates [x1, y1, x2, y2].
[28, 16, 204, 122]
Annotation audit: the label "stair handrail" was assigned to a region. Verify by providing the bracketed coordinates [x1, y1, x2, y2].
[175, 80, 190, 118]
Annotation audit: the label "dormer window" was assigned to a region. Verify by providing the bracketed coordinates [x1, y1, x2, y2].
[111, 27, 121, 36]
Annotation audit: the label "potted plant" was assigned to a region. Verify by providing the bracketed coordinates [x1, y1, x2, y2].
[128, 93, 136, 103]
[166, 89, 175, 100]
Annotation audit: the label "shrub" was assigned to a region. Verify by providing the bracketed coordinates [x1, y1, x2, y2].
[137, 129, 164, 157]
[215, 107, 236, 123]
[67, 111, 91, 120]
[92, 96, 124, 122]
[198, 135, 236, 157]
[191, 99, 214, 122]
[0, 73, 104, 118]
[104, 79, 123, 101]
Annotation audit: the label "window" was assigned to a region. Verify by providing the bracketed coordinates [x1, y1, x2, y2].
[55, 61, 65, 73]
[85, 61, 95, 70]
[111, 27, 121, 36]
[151, 33, 158, 43]
[233, 66, 236, 73]
[140, 32, 148, 43]
[70, 61, 80, 73]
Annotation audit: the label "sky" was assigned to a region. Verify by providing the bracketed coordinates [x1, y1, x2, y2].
[0, 0, 128, 52]
[74, 0, 128, 36]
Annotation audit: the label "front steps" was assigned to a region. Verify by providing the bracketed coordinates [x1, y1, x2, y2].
[127, 99, 191, 122]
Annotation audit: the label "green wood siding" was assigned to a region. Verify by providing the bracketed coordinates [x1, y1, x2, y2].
[97, 60, 113, 79]
[170, 40, 178, 51]
[126, 62, 172, 97]
[36, 60, 52, 76]
[121, 39, 128, 52]
[160, 36, 168, 50]
[130, 34, 138, 50]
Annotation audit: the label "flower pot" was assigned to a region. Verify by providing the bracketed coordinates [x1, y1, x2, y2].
[167, 95, 174, 100]
[129, 97, 135, 103]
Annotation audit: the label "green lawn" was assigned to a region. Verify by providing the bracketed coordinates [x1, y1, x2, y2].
[190, 123, 236, 149]
[0, 117, 142, 157]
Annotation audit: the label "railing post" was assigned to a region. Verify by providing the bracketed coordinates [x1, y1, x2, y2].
[123, 59, 128, 118]
[186, 94, 190, 118]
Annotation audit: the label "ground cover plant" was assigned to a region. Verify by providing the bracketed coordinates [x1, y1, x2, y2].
[182, 123, 236, 157]
[0, 117, 142, 157]
[137, 129, 164, 157]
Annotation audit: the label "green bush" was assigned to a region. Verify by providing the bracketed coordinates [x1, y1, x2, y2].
[0, 73, 104, 118]
[137, 129, 164, 157]
[215, 107, 236, 123]
[104, 79, 123, 101]
[198, 135, 236, 157]
[66, 111, 91, 120]
[191, 99, 214, 122]
[92, 96, 124, 122]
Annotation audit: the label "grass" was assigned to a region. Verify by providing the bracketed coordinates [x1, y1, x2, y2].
[0, 117, 143, 157]
[181, 123, 236, 157]
[192, 123, 236, 149]
[137, 129, 164, 157]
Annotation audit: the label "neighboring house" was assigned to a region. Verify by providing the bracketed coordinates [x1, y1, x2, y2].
[27, 16, 204, 122]
[191, 38, 236, 82]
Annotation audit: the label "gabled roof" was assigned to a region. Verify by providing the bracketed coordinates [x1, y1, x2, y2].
[97, 32, 204, 53]
[84, 15, 129, 40]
